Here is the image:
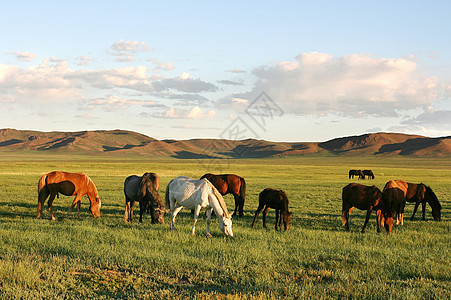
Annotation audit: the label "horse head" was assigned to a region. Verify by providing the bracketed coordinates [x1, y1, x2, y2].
[89, 196, 101, 218]
[87, 180, 101, 218]
[425, 185, 441, 221]
[219, 214, 233, 237]
[282, 211, 292, 231]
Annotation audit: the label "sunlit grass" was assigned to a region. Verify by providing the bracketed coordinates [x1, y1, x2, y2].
[0, 155, 449, 298]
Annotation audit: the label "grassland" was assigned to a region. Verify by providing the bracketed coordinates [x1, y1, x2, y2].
[0, 155, 450, 299]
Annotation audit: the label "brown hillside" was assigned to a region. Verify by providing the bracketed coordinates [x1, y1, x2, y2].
[0, 129, 449, 158]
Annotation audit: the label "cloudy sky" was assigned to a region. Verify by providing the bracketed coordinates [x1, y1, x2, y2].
[1, 1, 450, 141]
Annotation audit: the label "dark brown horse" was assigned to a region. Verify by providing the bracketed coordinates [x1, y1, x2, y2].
[37, 171, 101, 220]
[251, 188, 292, 230]
[392, 180, 441, 223]
[349, 169, 364, 179]
[124, 172, 164, 224]
[381, 180, 408, 233]
[200, 173, 246, 217]
[362, 170, 375, 179]
[342, 183, 382, 233]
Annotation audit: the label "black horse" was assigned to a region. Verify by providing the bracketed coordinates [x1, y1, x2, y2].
[362, 170, 375, 179]
[200, 173, 246, 217]
[124, 172, 164, 224]
[251, 188, 292, 230]
[349, 169, 364, 179]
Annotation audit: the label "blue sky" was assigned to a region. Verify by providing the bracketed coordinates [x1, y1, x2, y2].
[1, 1, 450, 141]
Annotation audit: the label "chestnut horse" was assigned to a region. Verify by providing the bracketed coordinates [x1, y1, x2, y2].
[200, 173, 246, 217]
[342, 183, 382, 233]
[124, 172, 164, 224]
[37, 171, 101, 220]
[392, 180, 441, 223]
[251, 188, 292, 231]
[381, 180, 408, 233]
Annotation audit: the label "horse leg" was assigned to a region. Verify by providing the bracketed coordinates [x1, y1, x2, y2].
[191, 205, 201, 236]
[362, 208, 372, 233]
[251, 204, 264, 227]
[275, 209, 280, 230]
[421, 201, 426, 221]
[170, 205, 183, 230]
[376, 209, 382, 233]
[206, 207, 213, 237]
[47, 193, 57, 221]
[139, 200, 148, 223]
[37, 189, 49, 219]
[262, 206, 270, 228]
[67, 194, 82, 219]
[231, 194, 240, 217]
[410, 202, 421, 221]
[77, 201, 81, 219]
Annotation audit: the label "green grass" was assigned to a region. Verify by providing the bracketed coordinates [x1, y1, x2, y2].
[0, 155, 450, 299]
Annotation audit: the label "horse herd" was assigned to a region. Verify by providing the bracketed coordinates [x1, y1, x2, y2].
[36, 170, 441, 236]
[343, 169, 442, 233]
[37, 171, 292, 237]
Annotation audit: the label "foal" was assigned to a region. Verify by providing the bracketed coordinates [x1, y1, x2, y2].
[252, 188, 292, 230]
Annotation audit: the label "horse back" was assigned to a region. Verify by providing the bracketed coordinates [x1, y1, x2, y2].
[259, 188, 287, 210]
[342, 183, 381, 210]
[43, 171, 88, 196]
[200, 173, 228, 194]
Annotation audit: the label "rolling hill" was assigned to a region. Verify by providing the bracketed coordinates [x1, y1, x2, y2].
[0, 128, 449, 158]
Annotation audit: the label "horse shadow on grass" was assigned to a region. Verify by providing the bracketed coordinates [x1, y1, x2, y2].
[0, 201, 37, 219]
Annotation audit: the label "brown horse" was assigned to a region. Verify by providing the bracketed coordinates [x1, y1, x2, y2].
[200, 173, 246, 217]
[349, 169, 364, 179]
[342, 183, 382, 233]
[362, 170, 375, 179]
[392, 180, 441, 223]
[251, 188, 292, 230]
[124, 172, 164, 224]
[381, 180, 408, 233]
[37, 171, 101, 220]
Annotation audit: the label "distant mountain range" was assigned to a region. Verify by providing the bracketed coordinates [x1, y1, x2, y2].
[0, 128, 450, 158]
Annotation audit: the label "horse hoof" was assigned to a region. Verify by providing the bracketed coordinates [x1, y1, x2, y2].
[206, 233, 213, 238]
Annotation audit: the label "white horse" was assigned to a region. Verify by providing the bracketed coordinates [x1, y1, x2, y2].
[165, 176, 233, 237]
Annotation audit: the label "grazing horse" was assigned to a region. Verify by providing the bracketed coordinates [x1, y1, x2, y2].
[165, 176, 233, 237]
[341, 183, 382, 233]
[348, 169, 364, 180]
[200, 173, 246, 217]
[37, 171, 101, 220]
[251, 188, 292, 231]
[381, 180, 408, 233]
[392, 180, 441, 223]
[362, 170, 375, 180]
[124, 172, 164, 224]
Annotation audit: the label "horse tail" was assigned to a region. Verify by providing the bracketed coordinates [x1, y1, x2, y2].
[165, 180, 172, 210]
[38, 174, 49, 201]
[239, 177, 246, 201]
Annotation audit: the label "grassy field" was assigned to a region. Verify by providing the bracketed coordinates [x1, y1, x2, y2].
[0, 155, 450, 299]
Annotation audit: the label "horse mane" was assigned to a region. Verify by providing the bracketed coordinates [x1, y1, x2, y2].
[424, 185, 441, 209]
[209, 181, 231, 218]
[86, 175, 100, 204]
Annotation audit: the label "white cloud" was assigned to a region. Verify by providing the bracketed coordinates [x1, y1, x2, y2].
[147, 58, 174, 71]
[109, 39, 151, 62]
[152, 72, 218, 93]
[229, 52, 449, 118]
[7, 51, 37, 62]
[156, 106, 216, 119]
